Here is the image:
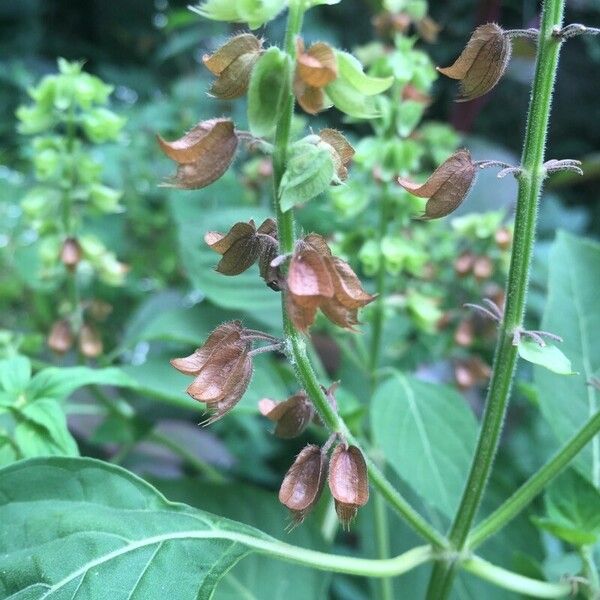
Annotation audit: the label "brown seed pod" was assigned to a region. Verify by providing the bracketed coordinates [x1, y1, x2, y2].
[260, 391, 315, 439]
[47, 319, 74, 354]
[328, 444, 369, 527]
[60, 237, 82, 271]
[203, 33, 263, 99]
[279, 444, 328, 524]
[473, 256, 494, 281]
[454, 319, 474, 347]
[437, 23, 512, 102]
[204, 218, 278, 283]
[78, 323, 103, 358]
[157, 119, 238, 190]
[318, 128, 355, 182]
[398, 149, 477, 219]
[293, 39, 336, 115]
[454, 252, 475, 277]
[495, 227, 512, 250]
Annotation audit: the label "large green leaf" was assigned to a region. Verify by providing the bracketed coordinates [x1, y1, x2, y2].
[536, 232, 600, 485]
[169, 191, 283, 331]
[371, 372, 478, 519]
[0, 457, 280, 599]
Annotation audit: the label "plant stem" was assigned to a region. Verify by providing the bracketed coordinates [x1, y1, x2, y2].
[271, 1, 446, 550]
[426, 0, 566, 596]
[373, 494, 394, 600]
[580, 545, 600, 598]
[461, 556, 571, 598]
[468, 410, 600, 549]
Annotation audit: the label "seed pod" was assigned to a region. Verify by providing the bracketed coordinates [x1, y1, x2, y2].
[454, 252, 475, 277]
[398, 149, 477, 219]
[79, 323, 103, 358]
[318, 128, 355, 182]
[204, 218, 278, 283]
[328, 444, 369, 527]
[47, 319, 73, 354]
[437, 23, 512, 102]
[60, 237, 82, 271]
[473, 256, 493, 281]
[495, 227, 512, 250]
[260, 391, 314, 439]
[157, 119, 238, 190]
[454, 319, 474, 347]
[203, 33, 263, 99]
[279, 444, 328, 524]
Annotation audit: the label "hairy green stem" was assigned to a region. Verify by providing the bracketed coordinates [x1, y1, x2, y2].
[373, 494, 394, 600]
[580, 545, 600, 598]
[426, 0, 566, 597]
[469, 410, 600, 549]
[271, 1, 446, 550]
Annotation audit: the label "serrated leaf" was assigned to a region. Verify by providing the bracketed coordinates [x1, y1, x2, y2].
[536, 232, 600, 484]
[371, 371, 478, 518]
[335, 51, 394, 95]
[0, 457, 281, 599]
[247, 47, 290, 137]
[518, 339, 575, 375]
[279, 142, 334, 212]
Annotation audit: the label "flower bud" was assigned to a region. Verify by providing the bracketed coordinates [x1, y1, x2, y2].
[47, 319, 73, 354]
[279, 444, 328, 524]
[328, 444, 369, 527]
[158, 119, 238, 190]
[203, 33, 263, 99]
[318, 129, 355, 183]
[438, 23, 512, 102]
[78, 323, 103, 358]
[259, 391, 314, 439]
[398, 149, 477, 219]
[60, 237, 82, 271]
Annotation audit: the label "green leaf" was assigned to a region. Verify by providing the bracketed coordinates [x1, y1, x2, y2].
[247, 47, 290, 137]
[27, 366, 138, 402]
[335, 51, 394, 96]
[532, 469, 600, 547]
[190, 0, 287, 29]
[535, 232, 600, 485]
[169, 192, 283, 330]
[518, 339, 575, 375]
[279, 141, 334, 212]
[0, 356, 31, 394]
[0, 457, 277, 599]
[325, 78, 381, 119]
[371, 372, 478, 519]
[306, 0, 340, 5]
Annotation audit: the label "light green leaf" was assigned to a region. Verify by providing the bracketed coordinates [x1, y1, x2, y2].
[0, 457, 277, 599]
[536, 232, 600, 485]
[247, 47, 290, 137]
[335, 51, 394, 96]
[0, 356, 31, 394]
[371, 372, 478, 518]
[279, 142, 334, 212]
[518, 339, 575, 375]
[325, 78, 381, 119]
[169, 192, 283, 330]
[532, 469, 600, 547]
[27, 366, 138, 402]
[305, 0, 340, 5]
[190, 0, 287, 29]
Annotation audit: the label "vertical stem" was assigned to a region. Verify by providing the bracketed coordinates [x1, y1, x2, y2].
[373, 494, 394, 600]
[426, 1, 566, 597]
[271, 1, 447, 550]
[580, 545, 599, 599]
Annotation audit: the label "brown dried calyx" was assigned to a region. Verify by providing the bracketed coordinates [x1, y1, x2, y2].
[78, 323, 103, 358]
[203, 33, 263, 100]
[158, 119, 238, 190]
[437, 23, 512, 102]
[279, 444, 328, 525]
[60, 237, 82, 271]
[398, 149, 477, 219]
[204, 218, 279, 288]
[170, 321, 253, 424]
[294, 39, 337, 114]
[259, 391, 316, 439]
[286, 234, 376, 332]
[47, 319, 74, 354]
[318, 129, 355, 183]
[328, 443, 369, 527]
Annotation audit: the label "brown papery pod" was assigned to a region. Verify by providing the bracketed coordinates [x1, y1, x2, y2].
[398, 149, 477, 219]
[294, 79, 328, 115]
[297, 41, 338, 88]
[319, 129, 355, 182]
[328, 444, 369, 527]
[279, 445, 328, 524]
[287, 240, 335, 299]
[203, 33, 263, 99]
[473, 256, 494, 281]
[454, 251, 475, 277]
[47, 319, 74, 354]
[79, 324, 103, 358]
[60, 237, 82, 271]
[437, 23, 511, 102]
[157, 119, 238, 190]
[260, 391, 315, 439]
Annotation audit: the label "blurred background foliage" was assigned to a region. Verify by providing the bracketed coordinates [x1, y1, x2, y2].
[0, 0, 599, 598]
